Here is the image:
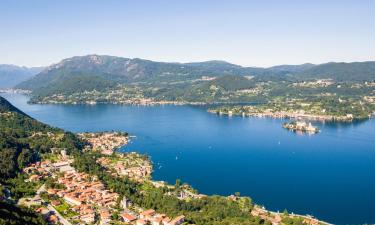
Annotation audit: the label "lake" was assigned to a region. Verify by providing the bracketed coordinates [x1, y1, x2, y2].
[2, 93, 375, 224]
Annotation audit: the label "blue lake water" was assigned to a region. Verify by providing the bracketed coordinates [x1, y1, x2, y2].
[2, 93, 375, 224]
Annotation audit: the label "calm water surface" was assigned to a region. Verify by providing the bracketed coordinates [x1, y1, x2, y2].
[2, 93, 375, 224]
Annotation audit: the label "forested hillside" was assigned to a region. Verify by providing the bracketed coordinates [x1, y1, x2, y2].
[15, 55, 375, 104]
[0, 96, 86, 224]
[0, 96, 83, 179]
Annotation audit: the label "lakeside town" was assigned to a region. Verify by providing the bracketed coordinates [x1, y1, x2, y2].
[16, 132, 189, 225]
[208, 97, 375, 122]
[2, 77, 375, 123]
[8, 130, 331, 225]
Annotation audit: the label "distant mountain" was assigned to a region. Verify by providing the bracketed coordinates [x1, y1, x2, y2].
[15, 55, 375, 101]
[16, 55, 263, 91]
[294, 61, 375, 81]
[0, 65, 43, 88]
[267, 63, 316, 73]
[16, 55, 269, 98]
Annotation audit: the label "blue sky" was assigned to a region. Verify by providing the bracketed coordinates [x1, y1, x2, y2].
[1, 0, 374, 67]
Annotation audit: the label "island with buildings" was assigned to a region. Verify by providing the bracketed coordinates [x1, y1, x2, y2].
[282, 121, 319, 134]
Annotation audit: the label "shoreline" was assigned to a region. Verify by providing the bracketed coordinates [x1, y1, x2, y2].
[28, 99, 264, 106]
[80, 131, 332, 225]
[208, 108, 374, 123]
[5, 91, 373, 123]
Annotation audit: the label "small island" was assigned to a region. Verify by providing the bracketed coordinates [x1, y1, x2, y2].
[283, 121, 319, 134]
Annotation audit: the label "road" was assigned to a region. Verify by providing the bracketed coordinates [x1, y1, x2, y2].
[46, 204, 72, 225]
[36, 183, 72, 225]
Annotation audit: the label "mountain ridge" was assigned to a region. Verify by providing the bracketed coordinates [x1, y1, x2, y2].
[0, 65, 44, 88]
[12, 55, 375, 102]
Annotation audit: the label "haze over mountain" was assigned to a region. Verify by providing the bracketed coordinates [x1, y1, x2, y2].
[0, 65, 44, 88]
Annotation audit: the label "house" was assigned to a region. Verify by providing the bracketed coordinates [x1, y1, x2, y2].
[47, 214, 59, 224]
[64, 194, 82, 206]
[121, 213, 136, 223]
[162, 217, 171, 225]
[36, 207, 53, 218]
[140, 209, 155, 220]
[99, 208, 111, 222]
[51, 200, 61, 206]
[136, 219, 148, 225]
[80, 213, 95, 223]
[47, 189, 57, 195]
[168, 215, 185, 225]
[150, 217, 163, 225]
[29, 174, 40, 182]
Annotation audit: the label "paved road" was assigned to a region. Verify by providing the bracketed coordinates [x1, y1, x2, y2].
[36, 183, 72, 225]
[46, 204, 72, 225]
[36, 184, 46, 194]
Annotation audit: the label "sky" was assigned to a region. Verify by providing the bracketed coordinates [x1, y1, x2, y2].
[0, 0, 375, 67]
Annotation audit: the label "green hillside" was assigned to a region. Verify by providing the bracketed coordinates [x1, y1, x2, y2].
[0, 96, 83, 179]
[14, 55, 375, 104]
[294, 61, 375, 81]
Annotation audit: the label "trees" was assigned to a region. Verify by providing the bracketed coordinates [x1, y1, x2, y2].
[17, 149, 35, 169]
[0, 148, 17, 178]
[0, 97, 85, 202]
[0, 201, 48, 225]
[72, 151, 262, 225]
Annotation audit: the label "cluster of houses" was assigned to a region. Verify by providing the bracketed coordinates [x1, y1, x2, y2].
[251, 206, 321, 225]
[24, 158, 188, 225]
[53, 170, 119, 223]
[23, 161, 52, 182]
[291, 79, 334, 88]
[116, 165, 152, 182]
[53, 169, 186, 224]
[121, 209, 185, 225]
[364, 95, 375, 104]
[79, 132, 128, 155]
[251, 207, 282, 225]
[97, 153, 152, 182]
[23, 158, 76, 181]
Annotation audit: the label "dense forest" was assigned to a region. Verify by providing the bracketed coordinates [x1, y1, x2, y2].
[0, 201, 48, 225]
